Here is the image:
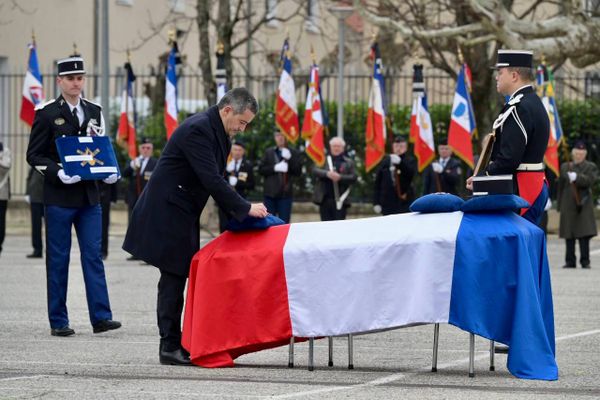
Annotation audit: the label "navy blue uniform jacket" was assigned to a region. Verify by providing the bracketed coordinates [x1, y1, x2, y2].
[123, 106, 251, 276]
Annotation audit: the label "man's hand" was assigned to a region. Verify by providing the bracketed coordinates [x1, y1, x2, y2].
[280, 147, 291, 160]
[466, 176, 474, 191]
[373, 204, 382, 214]
[432, 162, 443, 174]
[58, 169, 81, 185]
[103, 174, 119, 184]
[568, 171, 577, 183]
[390, 154, 401, 165]
[274, 160, 288, 173]
[228, 176, 238, 187]
[248, 203, 268, 218]
[326, 170, 341, 182]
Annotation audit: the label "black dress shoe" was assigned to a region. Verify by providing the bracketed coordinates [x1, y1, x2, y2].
[92, 320, 122, 333]
[562, 264, 576, 269]
[159, 348, 193, 366]
[126, 255, 139, 261]
[51, 326, 75, 337]
[26, 252, 43, 259]
[582, 263, 591, 269]
[494, 344, 509, 354]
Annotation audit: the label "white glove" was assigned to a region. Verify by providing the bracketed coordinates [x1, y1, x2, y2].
[228, 175, 238, 186]
[568, 171, 577, 182]
[432, 162, 443, 174]
[274, 160, 288, 173]
[103, 174, 119, 184]
[390, 154, 401, 165]
[373, 204, 382, 214]
[226, 160, 236, 173]
[58, 169, 81, 185]
[280, 148, 291, 160]
[133, 156, 142, 169]
[544, 198, 552, 211]
[25, 195, 31, 204]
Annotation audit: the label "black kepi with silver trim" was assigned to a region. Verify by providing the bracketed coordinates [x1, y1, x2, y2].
[57, 56, 86, 76]
[492, 50, 533, 69]
[472, 175, 513, 196]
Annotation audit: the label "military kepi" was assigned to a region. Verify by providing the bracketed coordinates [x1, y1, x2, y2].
[492, 50, 533, 69]
[472, 175, 513, 196]
[57, 56, 86, 76]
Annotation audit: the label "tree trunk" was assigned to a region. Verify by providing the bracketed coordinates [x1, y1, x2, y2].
[197, 0, 216, 106]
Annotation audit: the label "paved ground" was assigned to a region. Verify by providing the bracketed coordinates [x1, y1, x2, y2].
[0, 222, 599, 399]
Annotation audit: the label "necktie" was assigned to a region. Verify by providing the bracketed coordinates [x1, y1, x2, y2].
[72, 108, 80, 127]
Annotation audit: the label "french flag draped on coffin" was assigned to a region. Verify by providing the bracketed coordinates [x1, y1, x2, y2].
[182, 211, 557, 381]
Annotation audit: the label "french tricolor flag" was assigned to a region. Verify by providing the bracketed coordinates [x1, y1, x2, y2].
[364, 42, 386, 173]
[275, 39, 299, 143]
[20, 42, 44, 127]
[448, 64, 476, 169]
[182, 211, 557, 380]
[165, 44, 179, 139]
[301, 64, 325, 167]
[409, 64, 435, 172]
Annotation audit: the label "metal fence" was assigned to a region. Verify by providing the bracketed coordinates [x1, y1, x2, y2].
[1, 70, 597, 196]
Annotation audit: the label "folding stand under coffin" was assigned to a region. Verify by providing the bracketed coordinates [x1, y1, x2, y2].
[289, 326, 495, 377]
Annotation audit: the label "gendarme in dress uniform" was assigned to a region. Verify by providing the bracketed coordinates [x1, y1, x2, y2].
[485, 50, 550, 224]
[26, 55, 121, 337]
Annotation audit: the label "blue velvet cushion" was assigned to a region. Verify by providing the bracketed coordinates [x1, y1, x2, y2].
[461, 194, 530, 213]
[226, 214, 286, 232]
[409, 193, 465, 213]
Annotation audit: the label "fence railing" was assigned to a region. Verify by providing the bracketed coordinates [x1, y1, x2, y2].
[1, 70, 597, 196]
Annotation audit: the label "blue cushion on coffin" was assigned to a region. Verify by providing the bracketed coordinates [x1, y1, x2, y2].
[461, 194, 530, 213]
[226, 214, 286, 232]
[409, 193, 464, 213]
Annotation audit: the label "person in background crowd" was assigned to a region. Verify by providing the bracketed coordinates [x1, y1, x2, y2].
[99, 182, 117, 260]
[423, 139, 462, 195]
[312, 137, 357, 221]
[122, 137, 158, 260]
[259, 130, 302, 223]
[0, 141, 11, 256]
[25, 166, 44, 258]
[373, 135, 417, 215]
[219, 139, 255, 232]
[558, 140, 598, 269]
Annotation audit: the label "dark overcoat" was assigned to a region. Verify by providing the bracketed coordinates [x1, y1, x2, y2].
[122, 106, 251, 276]
[558, 160, 598, 239]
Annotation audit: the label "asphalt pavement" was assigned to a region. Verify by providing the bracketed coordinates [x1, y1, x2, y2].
[0, 226, 599, 399]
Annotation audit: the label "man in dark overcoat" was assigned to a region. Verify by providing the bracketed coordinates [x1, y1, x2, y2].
[123, 88, 268, 365]
[558, 140, 598, 269]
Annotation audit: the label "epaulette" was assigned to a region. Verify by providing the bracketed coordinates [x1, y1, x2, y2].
[82, 98, 102, 109]
[34, 99, 56, 111]
[508, 94, 523, 106]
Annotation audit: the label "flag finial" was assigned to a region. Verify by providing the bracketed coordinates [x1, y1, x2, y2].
[31, 29, 36, 45]
[216, 40, 224, 55]
[168, 28, 176, 46]
[310, 45, 316, 64]
[540, 53, 546, 66]
[72, 42, 79, 57]
[457, 45, 464, 65]
[126, 48, 131, 63]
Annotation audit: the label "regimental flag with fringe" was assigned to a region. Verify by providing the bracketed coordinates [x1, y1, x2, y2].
[536, 64, 562, 176]
[117, 60, 137, 159]
[410, 64, 435, 172]
[301, 63, 325, 167]
[165, 42, 179, 139]
[275, 39, 300, 143]
[364, 42, 386, 173]
[448, 63, 476, 169]
[20, 41, 44, 126]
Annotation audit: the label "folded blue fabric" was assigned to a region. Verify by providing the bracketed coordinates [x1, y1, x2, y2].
[226, 214, 286, 232]
[409, 193, 464, 213]
[461, 194, 530, 213]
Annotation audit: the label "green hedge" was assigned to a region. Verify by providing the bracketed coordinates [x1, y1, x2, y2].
[114, 99, 600, 203]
